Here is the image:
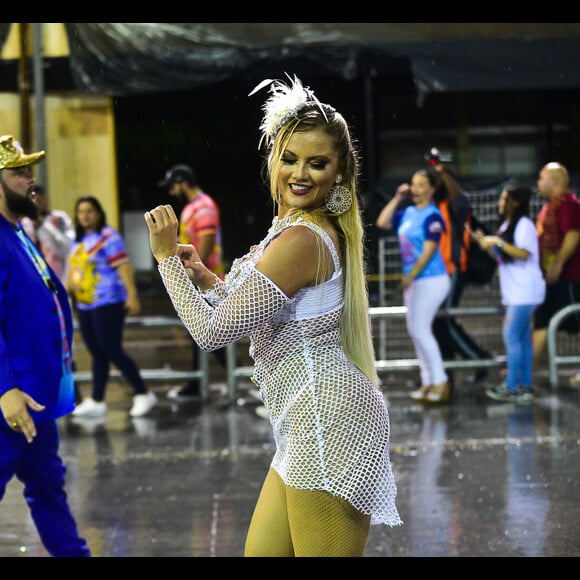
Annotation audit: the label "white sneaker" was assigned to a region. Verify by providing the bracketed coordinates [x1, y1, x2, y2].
[72, 398, 107, 417]
[129, 391, 157, 417]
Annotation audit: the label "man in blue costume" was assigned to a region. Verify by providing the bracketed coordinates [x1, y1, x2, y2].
[0, 135, 90, 557]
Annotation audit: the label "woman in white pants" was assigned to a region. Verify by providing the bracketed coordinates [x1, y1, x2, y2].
[376, 169, 451, 403]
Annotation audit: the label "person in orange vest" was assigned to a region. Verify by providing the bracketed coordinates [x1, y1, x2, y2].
[430, 158, 493, 385]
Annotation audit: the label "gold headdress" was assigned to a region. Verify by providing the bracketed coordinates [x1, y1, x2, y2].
[0, 135, 45, 169]
[249, 73, 328, 149]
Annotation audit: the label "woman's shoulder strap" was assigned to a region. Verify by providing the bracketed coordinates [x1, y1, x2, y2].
[292, 220, 341, 271]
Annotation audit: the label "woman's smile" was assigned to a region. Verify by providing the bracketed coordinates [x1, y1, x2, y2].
[288, 183, 312, 196]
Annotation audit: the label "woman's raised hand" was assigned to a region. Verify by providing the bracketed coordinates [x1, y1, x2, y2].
[144, 204, 180, 263]
[144, 206, 216, 289]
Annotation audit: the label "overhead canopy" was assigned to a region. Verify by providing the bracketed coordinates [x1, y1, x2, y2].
[62, 23, 580, 100]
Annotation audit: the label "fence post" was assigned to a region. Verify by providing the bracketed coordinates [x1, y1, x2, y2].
[547, 304, 580, 388]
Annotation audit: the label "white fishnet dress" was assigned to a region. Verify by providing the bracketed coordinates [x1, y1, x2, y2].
[158, 217, 402, 526]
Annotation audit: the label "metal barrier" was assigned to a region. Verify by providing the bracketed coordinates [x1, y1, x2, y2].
[85, 304, 577, 403]
[226, 342, 253, 404]
[224, 305, 506, 403]
[370, 305, 505, 374]
[73, 316, 210, 402]
[375, 234, 504, 359]
[547, 304, 580, 388]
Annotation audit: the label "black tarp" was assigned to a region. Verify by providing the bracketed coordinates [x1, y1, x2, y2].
[1, 23, 579, 99]
[59, 23, 580, 100]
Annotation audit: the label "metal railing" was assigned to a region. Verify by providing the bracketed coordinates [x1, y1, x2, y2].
[74, 303, 577, 405]
[226, 342, 253, 404]
[547, 304, 580, 388]
[369, 305, 505, 375]
[224, 305, 507, 403]
[73, 316, 210, 402]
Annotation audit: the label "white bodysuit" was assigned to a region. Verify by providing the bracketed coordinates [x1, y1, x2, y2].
[158, 216, 402, 527]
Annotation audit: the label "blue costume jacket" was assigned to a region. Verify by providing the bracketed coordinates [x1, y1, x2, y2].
[0, 214, 74, 422]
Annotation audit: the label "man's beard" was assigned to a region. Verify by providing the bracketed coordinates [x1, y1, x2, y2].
[0, 177, 39, 220]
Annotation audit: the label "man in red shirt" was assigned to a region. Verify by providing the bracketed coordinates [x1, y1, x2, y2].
[158, 164, 226, 400]
[533, 162, 580, 370]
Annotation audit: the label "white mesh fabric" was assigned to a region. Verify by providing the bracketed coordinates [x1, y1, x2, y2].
[158, 256, 290, 351]
[157, 217, 402, 527]
[199, 276, 227, 306]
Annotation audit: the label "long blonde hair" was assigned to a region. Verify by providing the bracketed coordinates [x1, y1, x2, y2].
[262, 100, 379, 385]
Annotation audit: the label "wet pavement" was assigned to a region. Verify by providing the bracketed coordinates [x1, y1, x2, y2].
[2, 368, 579, 558]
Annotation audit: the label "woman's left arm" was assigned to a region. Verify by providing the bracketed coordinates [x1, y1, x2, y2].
[477, 235, 529, 260]
[117, 261, 141, 316]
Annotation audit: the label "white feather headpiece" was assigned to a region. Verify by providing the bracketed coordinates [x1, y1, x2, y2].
[248, 73, 328, 149]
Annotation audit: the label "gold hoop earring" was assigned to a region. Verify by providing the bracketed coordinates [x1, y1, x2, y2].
[325, 185, 352, 214]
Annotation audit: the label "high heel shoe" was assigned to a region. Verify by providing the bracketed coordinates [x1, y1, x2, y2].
[410, 385, 431, 402]
[425, 381, 452, 404]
